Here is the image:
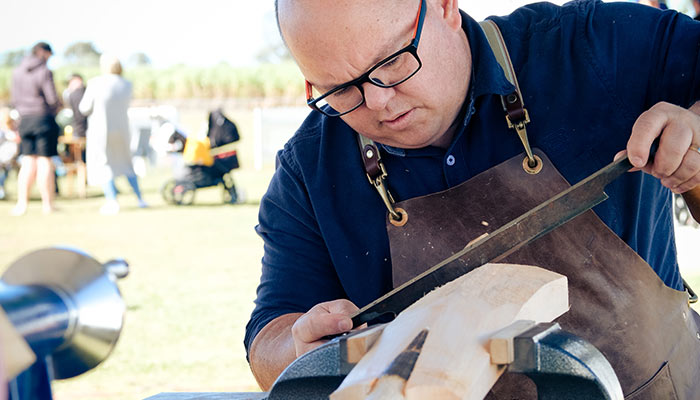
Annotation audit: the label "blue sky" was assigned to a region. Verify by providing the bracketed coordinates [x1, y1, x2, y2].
[3, 0, 277, 68]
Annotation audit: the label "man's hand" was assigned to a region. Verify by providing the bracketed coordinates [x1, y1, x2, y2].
[291, 299, 358, 357]
[249, 299, 358, 390]
[618, 101, 700, 194]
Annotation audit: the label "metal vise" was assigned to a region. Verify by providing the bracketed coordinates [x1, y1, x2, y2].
[1, 247, 127, 400]
[266, 322, 623, 400]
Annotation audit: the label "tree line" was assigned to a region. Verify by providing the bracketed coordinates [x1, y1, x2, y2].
[0, 41, 150, 68]
[0, 42, 303, 102]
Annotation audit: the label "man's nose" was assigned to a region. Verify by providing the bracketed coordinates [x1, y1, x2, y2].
[362, 83, 395, 111]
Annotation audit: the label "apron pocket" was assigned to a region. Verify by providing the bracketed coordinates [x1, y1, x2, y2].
[625, 361, 677, 400]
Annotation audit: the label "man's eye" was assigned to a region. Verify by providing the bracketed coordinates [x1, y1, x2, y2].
[331, 87, 351, 97]
[383, 55, 401, 68]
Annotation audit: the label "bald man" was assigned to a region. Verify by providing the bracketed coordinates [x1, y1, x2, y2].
[247, 0, 700, 396]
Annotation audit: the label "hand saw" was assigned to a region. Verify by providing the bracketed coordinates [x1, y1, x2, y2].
[352, 153, 643, 327]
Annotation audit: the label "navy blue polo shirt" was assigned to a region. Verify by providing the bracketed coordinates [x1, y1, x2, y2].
[245, 0, 700, 356]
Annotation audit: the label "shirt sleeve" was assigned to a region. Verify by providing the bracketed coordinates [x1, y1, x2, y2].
[581, 2, 700, 115]
[79, 84, 94, 117]
[42, 69, 60, 114]
[244, 141, 347, 359]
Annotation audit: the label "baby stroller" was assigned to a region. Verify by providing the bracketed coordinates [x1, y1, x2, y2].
[161, 109, 241, 205]
[674, 194, 699, 228]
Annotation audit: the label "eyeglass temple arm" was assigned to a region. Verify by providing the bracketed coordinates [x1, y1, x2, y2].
[305, 80, 313, 101]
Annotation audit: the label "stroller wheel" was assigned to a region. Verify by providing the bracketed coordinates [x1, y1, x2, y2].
[222, 173, 239, 204]
[674, 194, 699, 228]
[162, 180, 196, 205]
[161, 180, 177, 204]
[223, 184, 238, 204]
[174, 182, 196, 205]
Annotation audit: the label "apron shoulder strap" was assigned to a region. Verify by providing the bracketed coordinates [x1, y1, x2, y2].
[356, 19, 542, 222]
[479, 20, 537, 169]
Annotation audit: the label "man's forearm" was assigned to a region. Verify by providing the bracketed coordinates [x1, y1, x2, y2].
[249, 313, 303, 390]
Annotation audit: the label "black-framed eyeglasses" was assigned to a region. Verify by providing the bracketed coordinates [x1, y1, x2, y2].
[305, 0, 426, 117]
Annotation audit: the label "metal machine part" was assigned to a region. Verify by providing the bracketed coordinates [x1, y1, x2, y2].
[266, 329, 358, 400]
[509, 323, 623, 400]
[1, 247, 127, 398]
[264, 322, 623, 400]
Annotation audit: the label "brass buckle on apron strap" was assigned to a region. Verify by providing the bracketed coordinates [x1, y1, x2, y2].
[481, 20, 539, 172]
[683, 278, 698, 305]
[505, 103, 538, 171]
[358, 136, 406, 225]
[356, 21, 545, 224]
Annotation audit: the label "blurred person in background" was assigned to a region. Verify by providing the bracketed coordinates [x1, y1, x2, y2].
[9, 41, 60, 215]
[62, 73, 88, 171]
[64, 73, 88, 140]
[80, 54, 147, 214]
[0, 110, 20, 200]
[693, 0, 700, 19]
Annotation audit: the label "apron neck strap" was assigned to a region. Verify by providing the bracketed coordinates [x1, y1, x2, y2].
[355, 20, 538, 221]
[479, 20, 537, 168]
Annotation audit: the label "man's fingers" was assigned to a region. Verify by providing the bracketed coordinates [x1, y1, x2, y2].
[673, 175, 700, 194]
[627, 103, 673, 168]
[291, 299, 358, 356]
[628, 102, 700, 191]
[660, 148, 700, 193]
[325, 298, 360, 316]
[292, 310, 348, 343]
[613, 150, 627, 162]
[613, 149, 641, 172]
[651, 124, 693, 179]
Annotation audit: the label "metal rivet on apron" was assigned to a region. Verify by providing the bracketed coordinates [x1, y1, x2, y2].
[683, 311, 688, 321]
[366, 149, 375, 159]
[522, 154, 543, 175]
[446, 155, 456, 166]
[697, 332, 700, 340]
[389, 207, 409, 227]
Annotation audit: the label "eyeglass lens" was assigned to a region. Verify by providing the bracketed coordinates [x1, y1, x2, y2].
[313, 51, 420, 116]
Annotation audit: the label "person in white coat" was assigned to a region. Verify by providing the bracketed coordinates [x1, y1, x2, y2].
[79, 55, 147, 214]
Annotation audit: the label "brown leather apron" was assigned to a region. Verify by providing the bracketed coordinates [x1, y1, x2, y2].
[385, 149, 700, 399]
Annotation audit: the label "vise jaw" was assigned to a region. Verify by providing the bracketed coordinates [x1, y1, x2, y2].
[265, 322, 623, 400]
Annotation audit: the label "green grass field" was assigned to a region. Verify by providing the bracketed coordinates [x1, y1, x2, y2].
[0, 166, 273, 399]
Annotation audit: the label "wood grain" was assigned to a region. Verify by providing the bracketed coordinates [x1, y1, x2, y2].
[331, 263, 569, 400]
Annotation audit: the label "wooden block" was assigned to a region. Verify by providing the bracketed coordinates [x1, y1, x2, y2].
[366, 375, 407, 400]
[330, 263, 569, 400]
[365, 329, 428, 400]
[488, 320, 536, 365]
[344, 324, 387, 364]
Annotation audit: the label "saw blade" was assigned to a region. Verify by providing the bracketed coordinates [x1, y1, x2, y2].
[352, 155, 634, 327]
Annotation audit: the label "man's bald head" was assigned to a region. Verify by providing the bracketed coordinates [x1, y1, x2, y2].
[274, 0, 402, 33]
[276, 0, 411, 52]
[276, 0, 473, 150]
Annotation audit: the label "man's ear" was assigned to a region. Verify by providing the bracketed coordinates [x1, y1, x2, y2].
[437, 0, 462, 30]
